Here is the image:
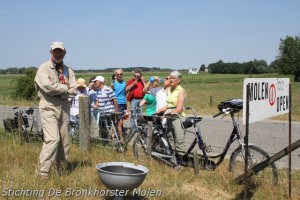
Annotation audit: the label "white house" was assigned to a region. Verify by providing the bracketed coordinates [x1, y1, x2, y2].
[188, 68, 199, 74]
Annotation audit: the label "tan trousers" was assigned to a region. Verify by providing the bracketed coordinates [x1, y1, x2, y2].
[39, 100, 70, 176]
[167, 117, 186, 154]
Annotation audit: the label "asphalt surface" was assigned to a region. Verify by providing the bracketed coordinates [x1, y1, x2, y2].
[1, 106, 299, 169]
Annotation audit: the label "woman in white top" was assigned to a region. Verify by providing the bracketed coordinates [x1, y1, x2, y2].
[70, 78, 88, 122]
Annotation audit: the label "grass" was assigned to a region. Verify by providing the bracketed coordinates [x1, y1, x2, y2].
[0, 131, 300, 199]
[0, 72, 299, 121]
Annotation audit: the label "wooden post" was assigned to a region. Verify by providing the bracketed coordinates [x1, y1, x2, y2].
[79, 96, 91, 152]
[288, 83, 292, 199]
[18, 111, 24, 145]
[193, 150, 200, 175]
[210, 96, 212, 107]
[244, 84, 250, 199]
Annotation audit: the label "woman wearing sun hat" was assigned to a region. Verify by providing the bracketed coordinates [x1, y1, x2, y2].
[70, 78, 88, 122]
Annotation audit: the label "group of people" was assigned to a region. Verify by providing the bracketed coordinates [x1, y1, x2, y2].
[34, 41, 187, 179]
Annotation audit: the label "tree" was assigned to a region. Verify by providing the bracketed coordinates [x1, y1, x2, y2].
[276, 35, 300, 82]
[11, 68, 37, 100]
[200, 64, 206, 72]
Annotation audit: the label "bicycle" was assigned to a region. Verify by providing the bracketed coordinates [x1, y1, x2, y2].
[69, 115, 80, 144]
[133, 99, 278, 185]
[9, 107, 43, 143]
[98, 110, 129, 153]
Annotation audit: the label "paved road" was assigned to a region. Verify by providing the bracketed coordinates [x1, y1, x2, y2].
[1, 106, 299, 169]
[186, 115, 300, 169]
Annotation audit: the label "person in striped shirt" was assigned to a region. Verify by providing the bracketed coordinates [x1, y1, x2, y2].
[92, 76, 118, 114]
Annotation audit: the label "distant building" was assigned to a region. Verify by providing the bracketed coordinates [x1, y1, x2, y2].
[188, 68, 199, 74]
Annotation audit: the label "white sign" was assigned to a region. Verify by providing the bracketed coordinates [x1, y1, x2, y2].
[243, 78, 290, 124]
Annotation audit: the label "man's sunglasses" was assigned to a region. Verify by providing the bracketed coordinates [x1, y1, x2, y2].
[117, 74, 122, 76]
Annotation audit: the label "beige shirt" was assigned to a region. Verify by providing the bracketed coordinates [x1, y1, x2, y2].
[34, 60, 77, 115]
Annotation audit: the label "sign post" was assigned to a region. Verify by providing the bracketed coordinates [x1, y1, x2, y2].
[242, 78, 290, 199]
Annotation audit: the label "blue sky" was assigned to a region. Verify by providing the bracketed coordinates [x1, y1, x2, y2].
[0, 0, 299, 70]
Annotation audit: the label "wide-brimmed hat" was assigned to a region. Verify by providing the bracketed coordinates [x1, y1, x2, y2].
[77, 78, 86, 87]
[51, 41, 65, 50]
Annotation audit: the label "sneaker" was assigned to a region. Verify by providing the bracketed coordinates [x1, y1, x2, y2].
[38, 174, 49, 180]
[174, 165, 184, 171]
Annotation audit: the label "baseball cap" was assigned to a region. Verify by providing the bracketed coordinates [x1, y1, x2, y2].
[51, 41, 65, 50]
[92, 76, 105, 83]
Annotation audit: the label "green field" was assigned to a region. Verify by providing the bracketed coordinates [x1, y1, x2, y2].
[0, 72, 299, 121]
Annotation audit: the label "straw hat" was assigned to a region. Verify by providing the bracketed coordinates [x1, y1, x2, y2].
[77, 78, 86, 87]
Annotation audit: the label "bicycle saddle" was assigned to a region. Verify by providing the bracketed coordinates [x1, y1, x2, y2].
[182, 117, 203, 129]
[26, 108, 34, 115]
[69, 121, 76, 126]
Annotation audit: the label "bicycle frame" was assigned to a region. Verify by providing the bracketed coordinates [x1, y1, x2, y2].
[182, 111, 244, 169]
[145, 107, 245, 169]
[98, 112, 120, 143]
[13, 106, 43, 142]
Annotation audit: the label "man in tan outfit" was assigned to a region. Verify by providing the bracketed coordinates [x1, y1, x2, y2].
[34, 42, 77, 179]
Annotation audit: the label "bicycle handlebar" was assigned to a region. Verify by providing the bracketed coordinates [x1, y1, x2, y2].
[213, 110, 224, 118]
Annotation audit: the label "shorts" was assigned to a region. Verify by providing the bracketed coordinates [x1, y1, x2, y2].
[117, 104, 127, 120]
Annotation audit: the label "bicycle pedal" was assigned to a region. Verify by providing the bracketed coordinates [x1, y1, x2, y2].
[205, 160, 216, 171]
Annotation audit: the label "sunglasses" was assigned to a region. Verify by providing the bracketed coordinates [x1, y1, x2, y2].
[117, 74, 122, 76]
[134, 75, 140, 77]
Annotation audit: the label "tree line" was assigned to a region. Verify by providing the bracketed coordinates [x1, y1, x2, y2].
[207, 34, 300, 81]
[207, 59, 275, 74]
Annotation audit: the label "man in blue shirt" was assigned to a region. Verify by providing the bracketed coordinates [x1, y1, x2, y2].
[113, 69, 127, 143]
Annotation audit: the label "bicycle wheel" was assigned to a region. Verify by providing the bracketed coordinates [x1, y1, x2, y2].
[3, 118, 16, 133]
[114, 130, 127, 153]
[152, 134, 172, 156]
[38, 128, 44, 142]
[68, 123, 79, 144]
[133, 131, 149, 161]
[229, 145, 278, 185]
[20, 129, 29, 143]
[99, 128, 109, 146]
[116, 142, 127, 153]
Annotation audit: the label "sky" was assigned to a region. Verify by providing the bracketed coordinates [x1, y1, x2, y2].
[0, 0, 299, 70]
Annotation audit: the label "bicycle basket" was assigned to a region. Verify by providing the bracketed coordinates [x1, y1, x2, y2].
[3, 118, 17, 132]
[182, 119, 193, 129]
[14, 116, 29, 128]
[217, 99, 243, 111]
[26, 108, 34, 115]
[182, 117, 203, 129]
